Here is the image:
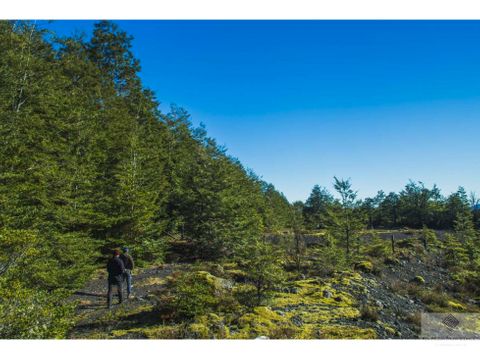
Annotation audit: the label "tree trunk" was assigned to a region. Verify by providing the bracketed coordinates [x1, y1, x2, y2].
[391, 234, 395, 254]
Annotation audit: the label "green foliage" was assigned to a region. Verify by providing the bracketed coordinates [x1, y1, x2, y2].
[168, 272, 219, 319]
[454, 210, 479, 266]
[261, 183, 294, 232]
[361, 191, 386, 229]
[324, 177, 366, 257]
[282, 225, 307, 273]
[452, 269, 480, 295]
[0, 20, 298, 338]
[310, 242, 348, 276]
[442, 234, 469, 269]
[0, 229, 78, 339]
[237, 241, 286, 306]
[360, 305, 379, 322]
[303, 185, 334, 230]
[354, 261, 374, 273]
[421, 226, 438, 250]
[397, 181, 443, 228]
[4, 19, 480, 341]
[377, 192, 400, 228]
[0, 280, 75, 339]
[165, 271, 236, 320]
[364, 233, 389, 258]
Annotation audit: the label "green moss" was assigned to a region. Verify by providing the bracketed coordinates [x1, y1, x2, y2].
[181, 313, 232, 339]
[188, 322, 210, 339]
[234, 307, 292, 339]
[448, 300, 467, 311]
[271, 279, 355, 308]
[266, 275, 362, 335]
[384, 326, 397, 336]
[354, 261, 373, 273]
[298, 306, 360, 323]
[195, 271, 220, 287]
[331, 271, 362, 286]
[222, 262, 239, 270]
[411, 276, 425, 285]
[317, 325, 377, 339]
[110, 325, 183, 339]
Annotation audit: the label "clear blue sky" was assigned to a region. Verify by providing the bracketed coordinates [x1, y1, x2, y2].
[43, 20, 480, 202]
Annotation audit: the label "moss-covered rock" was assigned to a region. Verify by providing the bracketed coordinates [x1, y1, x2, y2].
[187, 313, 230, 339]
[447, 300, 467, 311]
[354, 261, 374, 273]
[385, 326, 396, 335]
[271, 278, 355, 307]
[410, 276, 425, 285]
[317, 325, 377, 339]
[233, 306, 294, 339]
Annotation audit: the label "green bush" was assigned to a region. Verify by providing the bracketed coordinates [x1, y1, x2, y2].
[166, 271, 235, 320]
[364, 234, 389, 258]
[360, 305, 379, 322]
[354, 261, 374, 273]
[443, 234, 469, 268]
[310, 244, 348, 276]
[0, 280, 75, 339]
[452, 269, 480, 295]
[233, 284, 258, 308]
[421, 226, 438, 249]
[237, 241, 286, 306]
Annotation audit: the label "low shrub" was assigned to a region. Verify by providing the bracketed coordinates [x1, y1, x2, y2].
[452, 269, 480, 295]
[354, 261, 374, 273]
[233, 284, 258, 308]
[410, 276, 426, 285]
[418, 290, 449, 308]
[309, 244, 348, 277]
[164, 271, 236, 320]
[405, 312, 422, 329]
[0, 281, 75, 339]
[360, 305, 379, 322]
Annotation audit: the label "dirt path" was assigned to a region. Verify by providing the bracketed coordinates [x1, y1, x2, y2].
[68, 264, 178, 339]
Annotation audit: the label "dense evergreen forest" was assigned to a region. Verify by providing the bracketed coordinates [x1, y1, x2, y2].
[1, 21, 480, 339]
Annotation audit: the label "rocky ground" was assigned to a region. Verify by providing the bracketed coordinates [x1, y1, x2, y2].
[68, 240, 479, 340]
[69, 264, 177, 339]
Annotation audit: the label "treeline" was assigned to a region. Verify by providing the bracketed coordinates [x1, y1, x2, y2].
[301, 181, 480, 231]
[0, 21, 292, 337]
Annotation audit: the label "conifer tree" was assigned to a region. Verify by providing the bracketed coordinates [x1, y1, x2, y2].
[325, 177, 365, 258]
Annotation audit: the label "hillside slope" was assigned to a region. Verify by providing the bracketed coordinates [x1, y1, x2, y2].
[68, 238, 479, 339]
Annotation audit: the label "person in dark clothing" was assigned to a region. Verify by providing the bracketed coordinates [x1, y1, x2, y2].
[120, 247, 134, 298]
[106, 249, 125, 309]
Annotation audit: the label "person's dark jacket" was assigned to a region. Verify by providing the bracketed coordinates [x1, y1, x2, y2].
[107, 256, 125, 283]
[120, 253, 134, 270]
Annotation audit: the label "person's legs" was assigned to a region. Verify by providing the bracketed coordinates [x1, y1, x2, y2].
[125, 270, 132, 297]
[107, 281, 113, 308]
[117, 279, 123, 304]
